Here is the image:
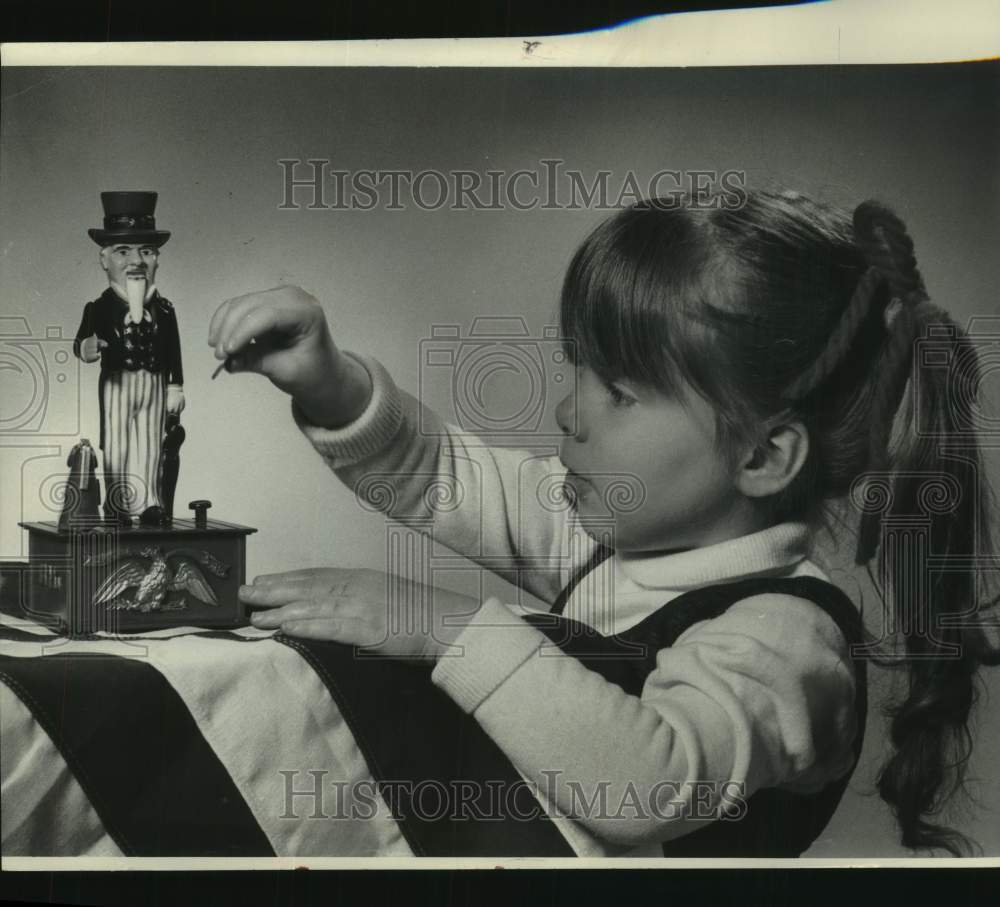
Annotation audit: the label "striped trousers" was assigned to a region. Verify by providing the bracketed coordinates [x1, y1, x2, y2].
[100, 369, 166, 517]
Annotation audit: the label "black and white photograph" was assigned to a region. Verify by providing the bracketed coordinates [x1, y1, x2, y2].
[1, 1, 999, 883]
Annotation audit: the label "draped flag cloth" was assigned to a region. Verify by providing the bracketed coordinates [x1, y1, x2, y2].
[0, 570, 865, 858]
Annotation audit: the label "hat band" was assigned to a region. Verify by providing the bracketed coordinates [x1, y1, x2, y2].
[104, 214, 156, 230]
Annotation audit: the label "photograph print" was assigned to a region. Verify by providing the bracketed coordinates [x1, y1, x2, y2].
[1, 21, 999, 866]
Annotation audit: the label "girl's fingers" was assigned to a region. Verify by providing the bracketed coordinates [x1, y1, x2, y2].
[240, 583, 323, 607]
[223, 304, 310, 363]
[248, 572, 349, 601]
[208, 296, 245, 348]
[212, 294, 273, 359]
[210, 289, 285, 358]
[209, 293, 261, 351]
[279, 615, 376, 645]
[252, 568, 338, 586]
[279, 618, 345, 641]
[207, 297, 232, 348]
[249, 598, 333, 625]
[251, 569, 355, 600]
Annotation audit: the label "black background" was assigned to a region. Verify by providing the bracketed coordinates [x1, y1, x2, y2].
[3, 1, 804, 42]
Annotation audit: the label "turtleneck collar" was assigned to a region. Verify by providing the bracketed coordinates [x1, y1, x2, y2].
[613, 521, 814, 591]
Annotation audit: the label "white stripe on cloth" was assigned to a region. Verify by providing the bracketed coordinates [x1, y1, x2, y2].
[1, 691, 123, 856]
[0, 620, 412, 857]
[0, 612, 59, 636]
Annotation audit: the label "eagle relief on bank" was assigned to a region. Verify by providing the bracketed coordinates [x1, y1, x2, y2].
[83, 546, 230, 613]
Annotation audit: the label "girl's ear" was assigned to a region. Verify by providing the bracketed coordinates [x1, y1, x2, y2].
[735, 421, 809, 498]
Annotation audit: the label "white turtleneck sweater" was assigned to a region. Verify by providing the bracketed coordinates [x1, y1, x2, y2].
[292, 352, 861, 857]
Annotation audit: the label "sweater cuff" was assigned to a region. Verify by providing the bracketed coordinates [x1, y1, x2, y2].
[431, 597, 547, 714]
[291, 351, 405, 468]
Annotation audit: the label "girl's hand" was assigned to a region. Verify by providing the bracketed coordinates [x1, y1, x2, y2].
[207, 286, 372, 428]
[239, 567, 480, 662]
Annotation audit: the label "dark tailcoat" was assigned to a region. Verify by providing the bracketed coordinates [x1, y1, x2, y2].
[73, 287, 183, 450]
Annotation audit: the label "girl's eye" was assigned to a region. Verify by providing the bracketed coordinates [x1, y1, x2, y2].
[604, 381, 635, 408]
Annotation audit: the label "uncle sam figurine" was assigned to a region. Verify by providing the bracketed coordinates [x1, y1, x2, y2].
[73, 191, 184, 526]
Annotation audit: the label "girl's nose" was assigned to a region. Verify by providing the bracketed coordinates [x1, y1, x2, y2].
[555, 391, 581, 439]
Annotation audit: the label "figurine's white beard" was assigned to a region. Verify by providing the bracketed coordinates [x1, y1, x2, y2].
[125, 276, 146, 323]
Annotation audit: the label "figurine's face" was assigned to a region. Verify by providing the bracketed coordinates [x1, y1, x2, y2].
[100, 243, 159, 288]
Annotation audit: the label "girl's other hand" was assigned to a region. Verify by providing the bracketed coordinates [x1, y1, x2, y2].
[207, 286, 371, 428]
[240, 567, 479, 663]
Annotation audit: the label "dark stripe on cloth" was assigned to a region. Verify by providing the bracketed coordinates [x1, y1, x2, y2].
[0, 650, 275, 856]
[278, 635, 576, 858]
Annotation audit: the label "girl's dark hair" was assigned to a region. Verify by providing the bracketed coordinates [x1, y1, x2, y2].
[559, 189, 1000, 855]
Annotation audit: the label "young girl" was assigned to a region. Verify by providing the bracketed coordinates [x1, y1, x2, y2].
[210, 189, 999, 858]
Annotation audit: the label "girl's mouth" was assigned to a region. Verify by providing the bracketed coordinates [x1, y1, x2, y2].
[561, 467, 594, 505]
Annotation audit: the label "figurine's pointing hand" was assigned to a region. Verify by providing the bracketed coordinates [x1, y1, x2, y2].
[79, 334, 108, 363]
[240, 567, 479, 663]
[207, 286, 371, 429]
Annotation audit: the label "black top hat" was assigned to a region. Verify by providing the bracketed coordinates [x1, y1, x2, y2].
[88, 191, 171, 247]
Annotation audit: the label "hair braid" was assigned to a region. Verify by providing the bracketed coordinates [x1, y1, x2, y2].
[851, 201, 931, 564]
[852, 200, 925, 298]
[780, 200, 927, 411]
[780, 266, 882, 403]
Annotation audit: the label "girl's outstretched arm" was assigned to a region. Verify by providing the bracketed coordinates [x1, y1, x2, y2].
[293, 351, 595, 608]
[206, 285, 592, 606]
[428, 591, 859, 848]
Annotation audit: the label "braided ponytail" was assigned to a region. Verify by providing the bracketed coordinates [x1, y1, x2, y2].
[850, 201, 930, 565]
[780, 266, 882, 404]
[845, 201, 1000, 855]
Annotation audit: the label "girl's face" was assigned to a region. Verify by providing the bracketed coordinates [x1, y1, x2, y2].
[555, 363, 757, 553]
